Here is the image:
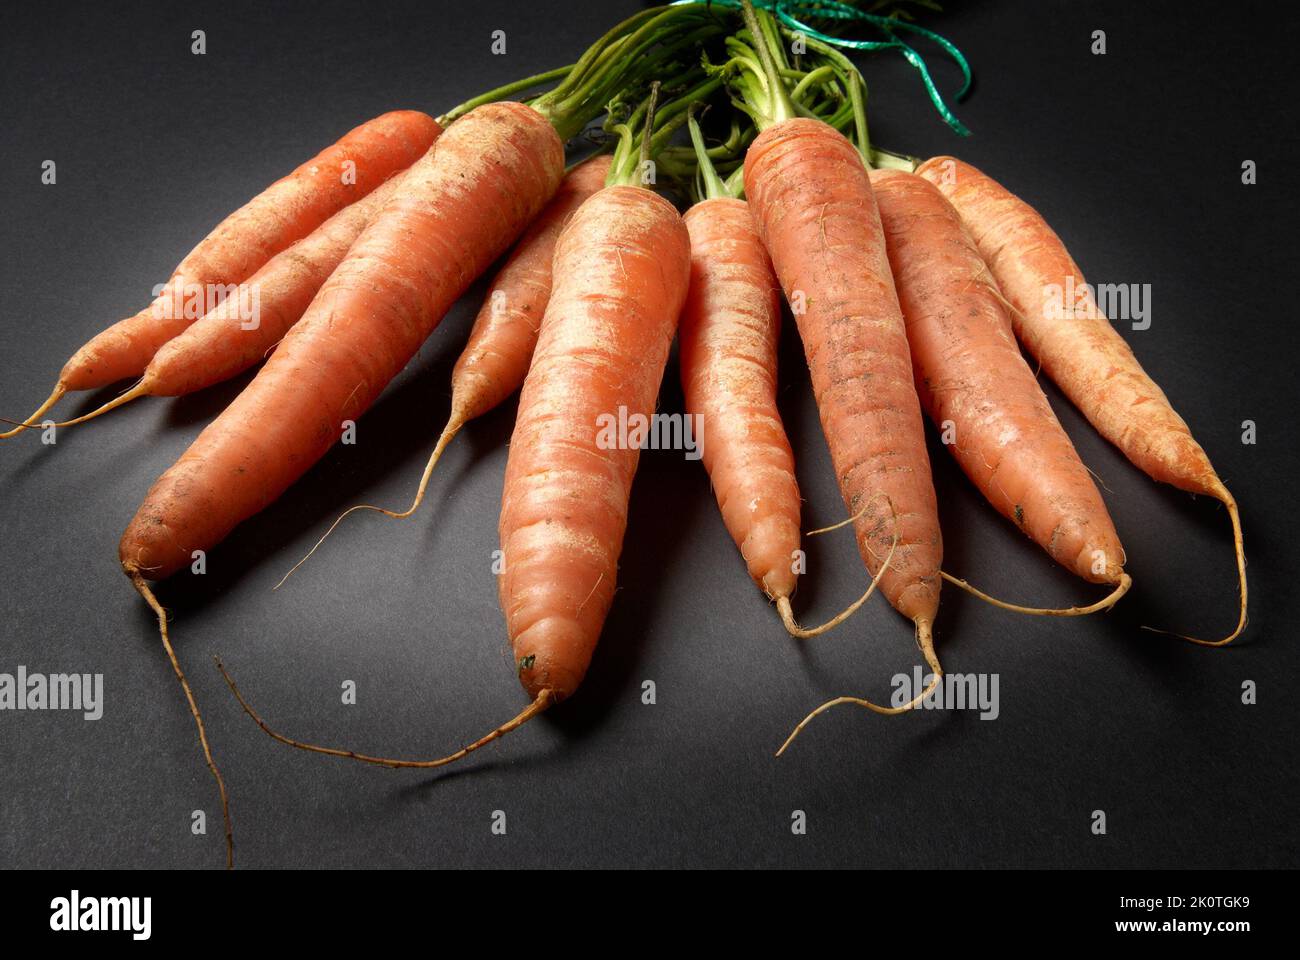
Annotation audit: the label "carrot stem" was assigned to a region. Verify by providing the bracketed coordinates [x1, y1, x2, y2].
[437, 64, 573, 126]
[740, 0, 796, 125]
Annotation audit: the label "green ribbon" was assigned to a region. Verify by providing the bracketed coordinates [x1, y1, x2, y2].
[675, 0, 972, 135]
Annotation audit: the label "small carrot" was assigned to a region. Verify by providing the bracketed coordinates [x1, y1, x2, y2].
[870, 168, 1131, 610]
[1, 110, 441, 437]
[735, 0, 942, 751]
[917, 155, 1245, 644]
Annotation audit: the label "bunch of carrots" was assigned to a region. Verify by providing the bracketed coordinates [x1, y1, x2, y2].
[2, 1, 1246, 868]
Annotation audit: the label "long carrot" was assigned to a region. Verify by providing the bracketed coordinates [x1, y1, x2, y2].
[44, 171, 412, 428]
[123, 101, 565, 867]
[680, 197, 801, 599]
[274, 154, 613, 585]
[735, 1, 942, 751]
[1, 110, 441, 437]
[917, 156, 1245, 645]
[870, 168, 1132, 610]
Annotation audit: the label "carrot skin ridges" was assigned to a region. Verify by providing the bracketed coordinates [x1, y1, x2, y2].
[744, 118, 942, 624]
[871, 169, 1125, 584]
[499, 186, 691, 701]
[121, 102, 564, 581]
[452, 154, 614, 422]
[145, 172, 410, 397]
[64, 110, 442, 391]
[679, 197, 800, 600]
[915, 156, 1220, 499]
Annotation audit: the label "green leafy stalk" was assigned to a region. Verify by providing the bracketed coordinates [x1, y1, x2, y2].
[437, 65, 574, 125]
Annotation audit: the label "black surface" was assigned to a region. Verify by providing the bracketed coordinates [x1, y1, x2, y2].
[1, 1, 1297, 869]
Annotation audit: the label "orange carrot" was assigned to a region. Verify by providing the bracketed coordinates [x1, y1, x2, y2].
[917, 156, 1245, 644]
[679, 197, 800, 604]
[501, 184, 690, 703]
[746, 119, 943, 689]
[274, 155, 614, 587]
[47, 171, 412, 428]
[871, 168, 1131, 609]
[1, 110, 441, 437]
[120, 102, 564, 866]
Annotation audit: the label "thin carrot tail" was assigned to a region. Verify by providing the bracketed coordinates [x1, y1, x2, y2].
[47, 381, 150, 429]
[1141, 488, 1247, 646]
[126, 567, 233, 870]
[775, 618, 943, 757]
[777, 494, 899, 639]
[0, 382, 66, 438]
[273, 417, 464, 590]
[941, 570, 1132, 617]
[216, 656, 551, 769]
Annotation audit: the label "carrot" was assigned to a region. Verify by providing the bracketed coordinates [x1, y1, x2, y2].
[221, 81, 692, 771]
[917, 155, 1246, 645]
[122, 101, 565, 867]
[274, 155, 613, 585]
[870, 168, 1132, 609]
[500, 185, 689, 704]
[43, 171, 412, 428]
[1, 110, 441, 437]
[677, 105, 885, 638]
[733, 0, 942, 751]
[680, 197, 801, 602]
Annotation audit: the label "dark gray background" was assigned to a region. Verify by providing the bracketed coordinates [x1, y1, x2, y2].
[1, 0, 1296, 869]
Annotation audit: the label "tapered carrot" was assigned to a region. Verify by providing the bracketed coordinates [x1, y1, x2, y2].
[680, 197, 801, 603]
[274, 155, 613, 586]
[733, 0, 941, 751]
[870, 168, 1131, 610]
[1, 110, 441, 437]
[46, 171, 412, 428]
[500, 184, 690, 703]
[917, 156, 1245, 644]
